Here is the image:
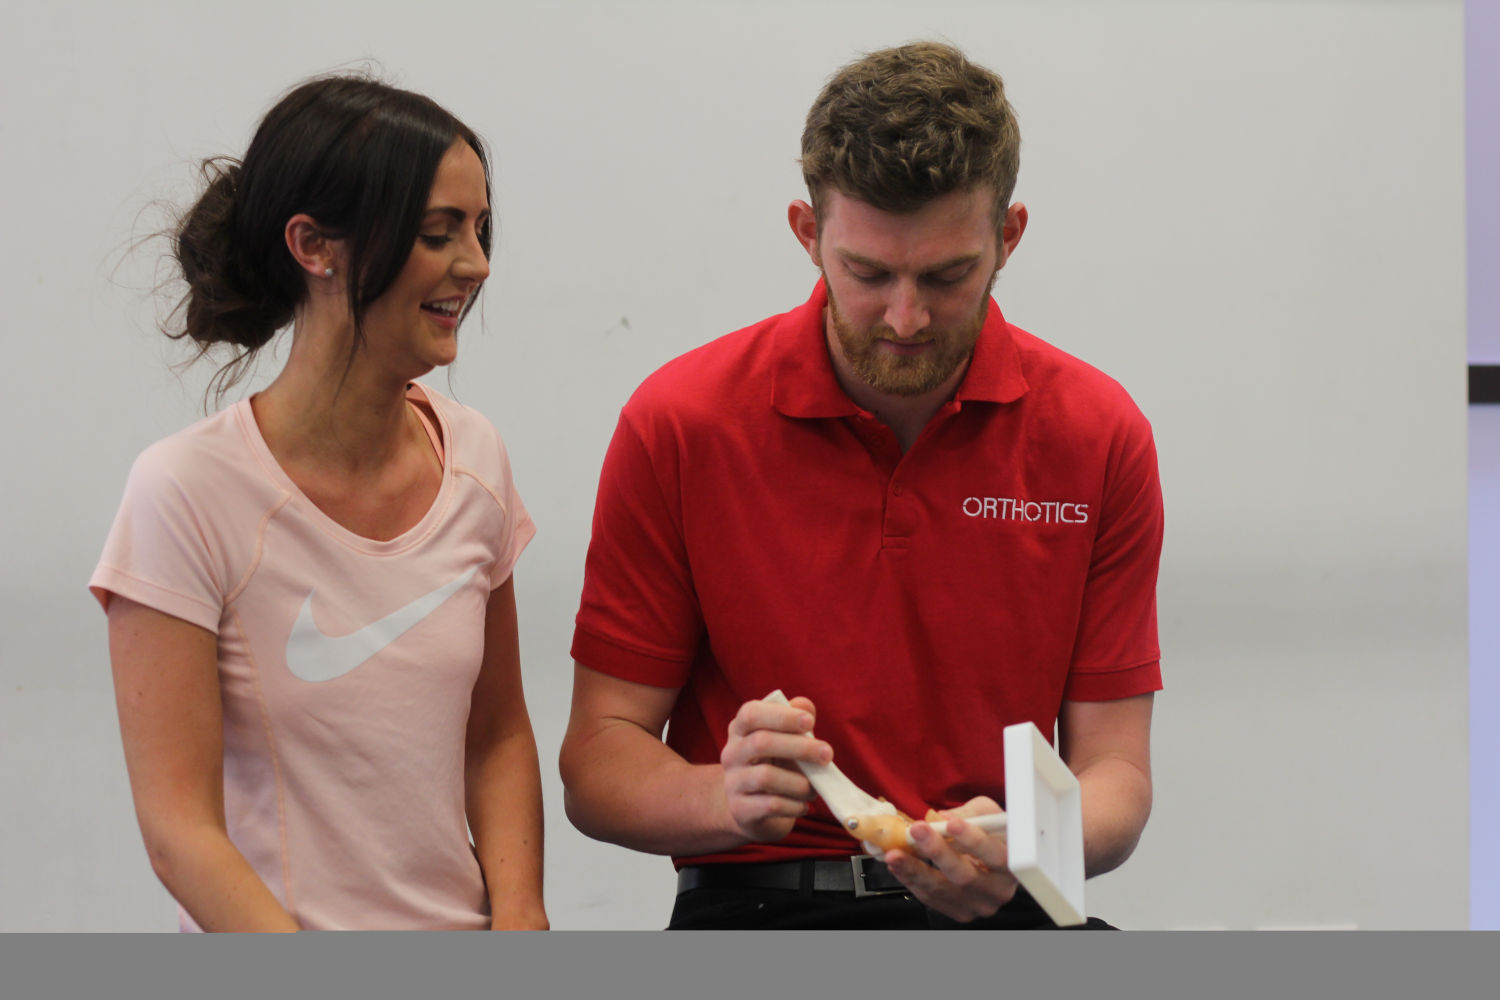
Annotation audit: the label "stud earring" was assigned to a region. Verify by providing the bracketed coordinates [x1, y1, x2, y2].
[324, 267, 335, 278]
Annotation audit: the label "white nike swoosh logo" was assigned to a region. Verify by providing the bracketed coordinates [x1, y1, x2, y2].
[284, 566, 481, 682]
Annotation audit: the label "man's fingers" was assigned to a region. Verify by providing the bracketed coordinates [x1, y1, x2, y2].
[889, 817, 1020, 921]
[883, 850, 938, 891]
[728, 699, 815, 738]
[885, 842, 1018, 922]
[721, 727, 831, 768]
[722, 758, 816, 844]
[934, 795, 1002, 822]
[735, 792, 813, 820]
[883, 850, 973, 907]
[719, 697, 830, 842]
[724, 761, 818, 801]
[919, 817, 1009, 872]
[908, 822, 979, 885]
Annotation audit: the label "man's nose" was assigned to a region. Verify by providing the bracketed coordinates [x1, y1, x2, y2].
[883, 280, 929, 338]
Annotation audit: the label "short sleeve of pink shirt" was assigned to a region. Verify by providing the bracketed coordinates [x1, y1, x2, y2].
[90, 428, 243, 634]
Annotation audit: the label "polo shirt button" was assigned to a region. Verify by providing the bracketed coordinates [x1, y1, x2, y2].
[892, 483, 904, 496]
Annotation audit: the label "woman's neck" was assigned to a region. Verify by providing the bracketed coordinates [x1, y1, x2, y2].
[250, 318, 423, 477]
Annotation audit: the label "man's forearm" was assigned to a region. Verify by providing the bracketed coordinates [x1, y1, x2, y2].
[560, 719, 749, 857]
[1076, 756, 1153, 878]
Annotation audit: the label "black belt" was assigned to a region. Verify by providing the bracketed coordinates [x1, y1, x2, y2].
[676, 857, 909, 898]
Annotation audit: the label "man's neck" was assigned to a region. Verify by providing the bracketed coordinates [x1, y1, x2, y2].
[825, 320, 970, 454]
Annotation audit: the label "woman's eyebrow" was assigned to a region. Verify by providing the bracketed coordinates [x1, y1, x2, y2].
[423, 206, 487, 223]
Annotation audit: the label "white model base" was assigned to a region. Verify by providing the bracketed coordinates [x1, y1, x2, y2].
[1003, 721, 1086, 927]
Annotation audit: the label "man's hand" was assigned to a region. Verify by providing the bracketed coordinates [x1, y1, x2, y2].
[719, 695, 831, 842]
[882, 796, 1019, 922]
[561, 668, 832, 856]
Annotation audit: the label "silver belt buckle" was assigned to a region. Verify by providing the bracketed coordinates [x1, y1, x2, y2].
[850, 854, 903, 898]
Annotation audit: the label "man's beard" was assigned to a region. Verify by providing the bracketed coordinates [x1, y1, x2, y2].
[825, 275, 994, 397]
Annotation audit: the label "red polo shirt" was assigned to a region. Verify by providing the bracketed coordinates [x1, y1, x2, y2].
[572, 282, 1163, 867]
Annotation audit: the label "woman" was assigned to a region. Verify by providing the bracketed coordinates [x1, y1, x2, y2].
[89, 76, 547, 931]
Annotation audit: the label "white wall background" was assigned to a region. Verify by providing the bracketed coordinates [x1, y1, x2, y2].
[0, 0, 1467, 931]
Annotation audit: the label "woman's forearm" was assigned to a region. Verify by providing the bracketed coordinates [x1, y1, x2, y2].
[142, 819, 299, 932]
[466, 726, 548, 929]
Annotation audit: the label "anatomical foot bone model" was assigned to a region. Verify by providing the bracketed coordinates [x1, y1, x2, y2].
[763, 689, 1086, 926]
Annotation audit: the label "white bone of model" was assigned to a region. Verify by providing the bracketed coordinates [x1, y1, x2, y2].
[762, 689, 1085, 927]
[763, 689, 897, 828]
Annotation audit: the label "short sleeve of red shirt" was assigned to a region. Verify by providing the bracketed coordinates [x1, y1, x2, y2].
[571, 409, 702, 687]
[1061, 403, 1164, 701]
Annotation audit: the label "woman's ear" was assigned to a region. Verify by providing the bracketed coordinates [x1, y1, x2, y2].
[284, 215, 341, 280]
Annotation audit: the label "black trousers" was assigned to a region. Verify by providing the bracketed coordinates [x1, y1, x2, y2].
[668, 883, 1118, 930]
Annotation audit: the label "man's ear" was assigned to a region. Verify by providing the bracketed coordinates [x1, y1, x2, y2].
[998, 201, 1028, 268]
[788, 199, 821, 267]
[284, 214, 341, 280]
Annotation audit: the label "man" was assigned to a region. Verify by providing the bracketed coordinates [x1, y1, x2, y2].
[560, 42, 1162, 930]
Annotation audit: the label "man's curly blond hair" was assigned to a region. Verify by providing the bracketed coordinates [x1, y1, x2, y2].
[800, 42, 1020, 234]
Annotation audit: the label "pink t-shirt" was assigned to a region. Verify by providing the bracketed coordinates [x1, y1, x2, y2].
[91, 384, 533, 930]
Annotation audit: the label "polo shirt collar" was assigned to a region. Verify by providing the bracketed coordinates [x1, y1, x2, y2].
[957, 291, 1030, 406]
[771, 280, 1029, 418]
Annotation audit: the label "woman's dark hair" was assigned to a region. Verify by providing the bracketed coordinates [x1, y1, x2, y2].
[170, 74, 492, 397]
